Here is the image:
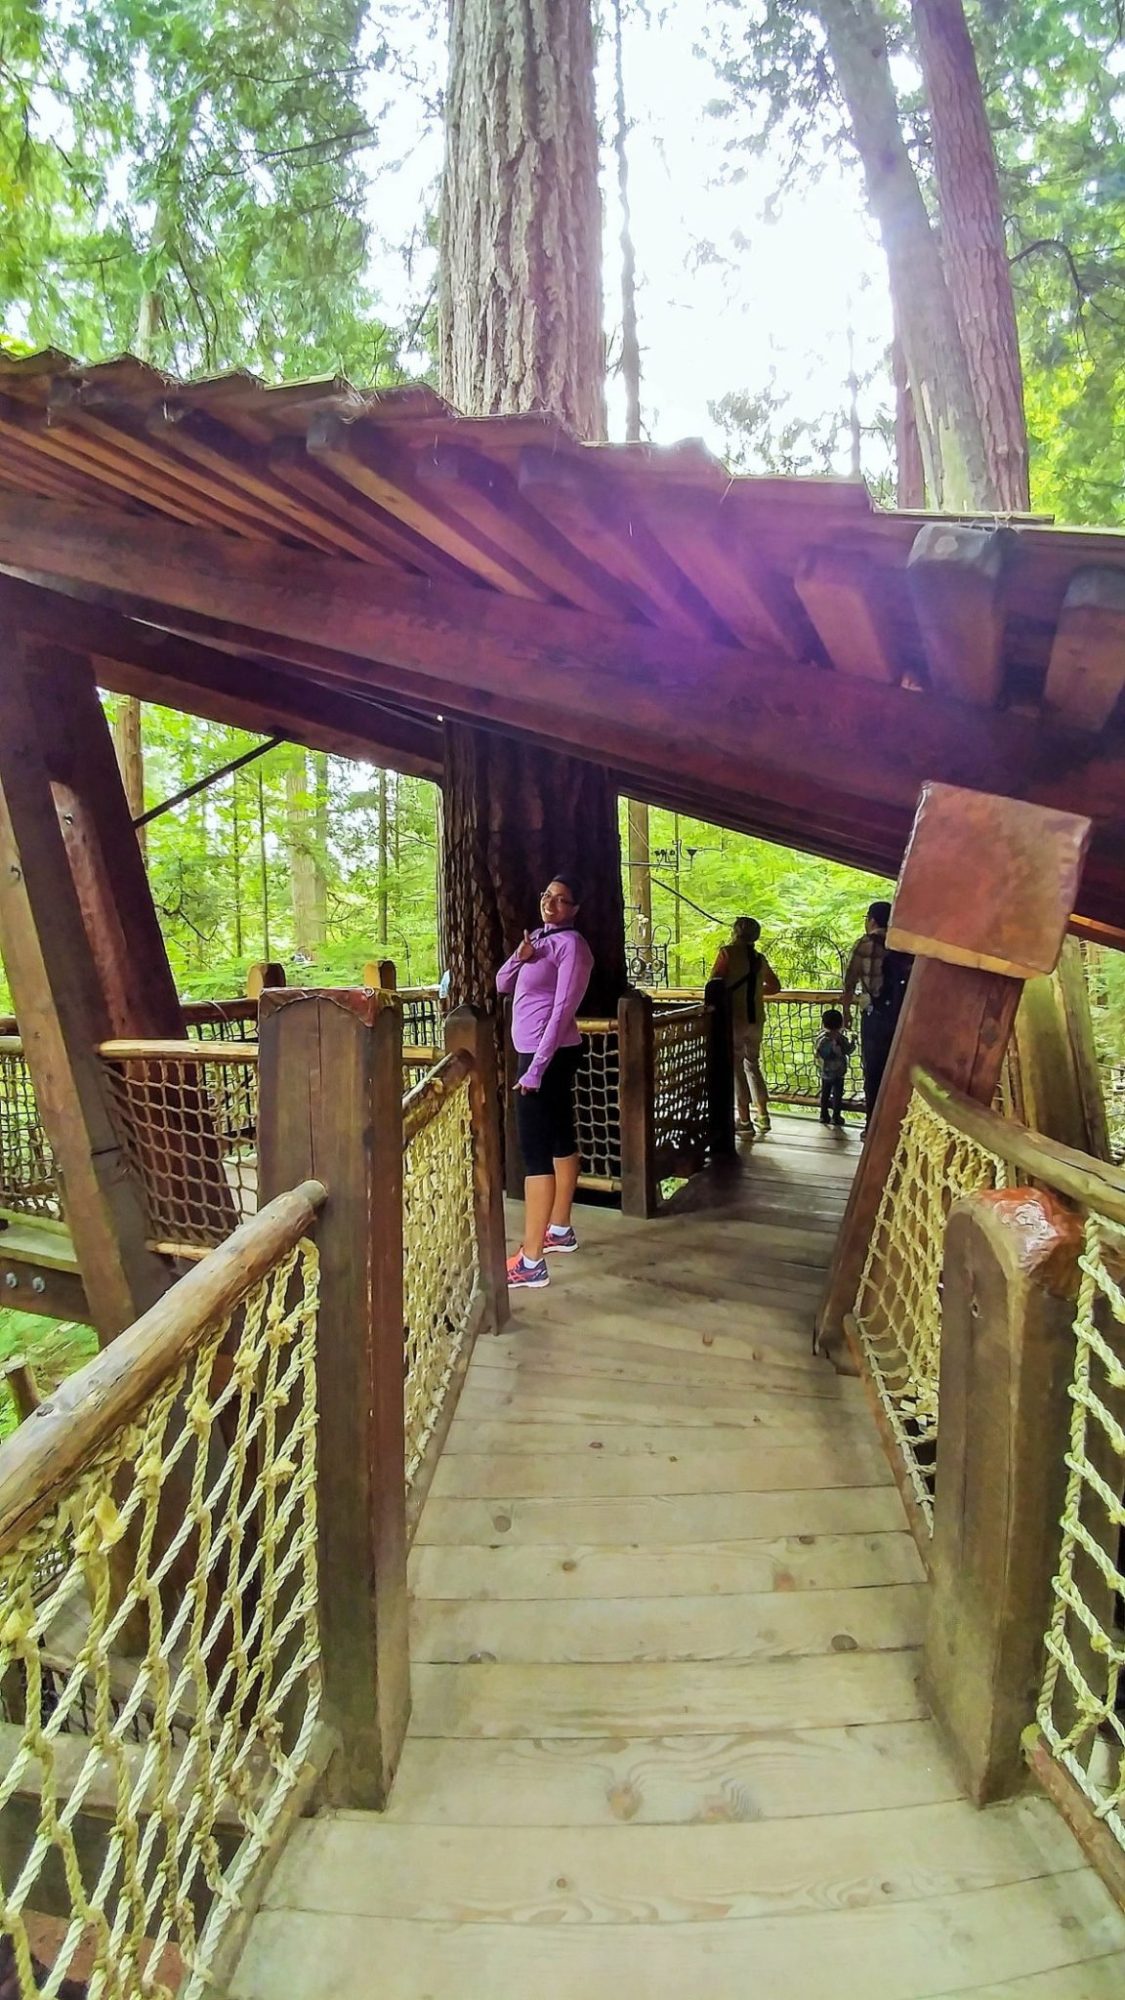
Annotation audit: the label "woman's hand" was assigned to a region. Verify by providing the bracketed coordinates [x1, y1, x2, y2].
[516, 930, 536, 964]
[514, 1076, 539, 1093]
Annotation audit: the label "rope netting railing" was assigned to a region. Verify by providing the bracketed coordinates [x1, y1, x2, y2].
[850, 1077, 1010, 1528]
[0, 1038, 61, 1221]
[0, 1184, 325, 1999]
[761, 991, 863, 1112]
[402, 1052, 480, 1490]
[652, 1003, 711, 1182]
[574, 1020, 622, 1189]
[100, 1042, 260, 1255]
[1035, 1209, 1125, 1848]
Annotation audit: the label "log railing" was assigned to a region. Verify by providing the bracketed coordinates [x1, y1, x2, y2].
[0, 1183, 329, 1997]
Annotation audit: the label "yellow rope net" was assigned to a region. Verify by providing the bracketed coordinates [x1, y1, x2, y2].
[403, 1079, 479, 1487]
[1037, 1212, 1125, 1844]
[0, 1241, 321, 1998]
[852, 1090, 1008, 1526]
[760, 994, 862, 1112]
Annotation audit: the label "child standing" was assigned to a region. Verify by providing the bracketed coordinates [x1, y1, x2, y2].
[815, 1008, 853, 1128]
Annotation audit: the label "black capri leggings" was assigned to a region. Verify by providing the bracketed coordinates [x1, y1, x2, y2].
[515, 1045, 583, 1177]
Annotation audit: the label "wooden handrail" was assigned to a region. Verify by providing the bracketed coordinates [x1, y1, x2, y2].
[402, 1047, 475, 1146]
[576, 1017, 617, 1035]
[181, 999, 258, 1024]
[914, 1067, 1125, 1228]
[0, 1035, 25, 1056]
[403, 1043, 442, 1066]
[98, 1039, 259, 1062]
[0, 1181, 326, 1559]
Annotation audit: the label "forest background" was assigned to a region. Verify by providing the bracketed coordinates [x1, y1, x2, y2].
[1, 0, 1124, 1035]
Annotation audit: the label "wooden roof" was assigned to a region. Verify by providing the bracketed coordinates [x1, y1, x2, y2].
[0, 350, 1123, 929]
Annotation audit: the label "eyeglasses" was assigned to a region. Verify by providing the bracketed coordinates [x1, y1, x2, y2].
[540, 889, 576, 908]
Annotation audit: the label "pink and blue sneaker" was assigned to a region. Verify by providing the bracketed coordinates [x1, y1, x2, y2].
[544, 1224, 578, 1254]
[507, 1251, 549, 1290]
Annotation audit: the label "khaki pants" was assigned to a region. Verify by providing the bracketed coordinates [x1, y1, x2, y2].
[733, 1023, 768, 1127]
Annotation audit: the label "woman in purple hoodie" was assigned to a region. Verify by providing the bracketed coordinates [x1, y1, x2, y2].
[496, 874, 594, 1290]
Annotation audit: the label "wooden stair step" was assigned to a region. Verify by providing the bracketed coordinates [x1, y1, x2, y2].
[428, 1441, 893, 1498]
[408, 1651, 925, 1738]
[261, 1797, 1082, 1924]
[409, 1531, 926, 1602]
[413, 1485, 905, 1548]
[232, 1878, 1125, 2000]
[410, 1582, 927, 1663]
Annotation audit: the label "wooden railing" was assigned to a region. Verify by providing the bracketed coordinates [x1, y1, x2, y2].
[503, 984, 734, 1216]
[648, 986, 864, 1113]
[0, 1183, 331, 1996]
[838, 1062, 1125, 1911]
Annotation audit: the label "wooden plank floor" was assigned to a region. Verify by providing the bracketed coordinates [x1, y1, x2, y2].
[233, 1119, 1125, 1999]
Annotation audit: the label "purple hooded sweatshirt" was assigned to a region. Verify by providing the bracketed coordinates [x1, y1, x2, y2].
[496, 925, 594, 1090]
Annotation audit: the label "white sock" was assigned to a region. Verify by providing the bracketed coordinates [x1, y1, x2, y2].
[548, 1224, 570, 1237]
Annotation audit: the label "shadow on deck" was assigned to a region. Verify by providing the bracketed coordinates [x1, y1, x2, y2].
[232, 1116, 1125, 1998]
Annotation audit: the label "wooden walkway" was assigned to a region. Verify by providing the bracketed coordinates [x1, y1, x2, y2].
[233, 1119, 1125, 1999]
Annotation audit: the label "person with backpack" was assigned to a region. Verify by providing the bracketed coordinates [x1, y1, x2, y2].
[711, 916, 781, 1138]
[842, 900, 913, 1125]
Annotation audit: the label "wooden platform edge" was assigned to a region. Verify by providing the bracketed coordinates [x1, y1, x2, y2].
[1023, 1724, 1125, 1915]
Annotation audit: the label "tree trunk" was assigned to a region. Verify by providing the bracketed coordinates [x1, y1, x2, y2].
[111, 696, 146, 862]
[815, 0, 998, 511]
[911, 0, 1030, 511]
[285, 749, 318, 956]
[312, 751, 329, 943]
[443, 726, 625, 1014]
[378, 767, 390, 949]
[892, 333, 926, 508]
[231, 770, 243, 956]
[439, 0, 626, 1015]
[440, 0, 606, 435]
[613, 0, 651, 975]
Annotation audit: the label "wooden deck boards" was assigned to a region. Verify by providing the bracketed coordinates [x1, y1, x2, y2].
[232, 1119, 1125, 1999]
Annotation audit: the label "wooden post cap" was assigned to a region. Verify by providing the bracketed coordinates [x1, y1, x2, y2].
[888, 783, 1091, 979]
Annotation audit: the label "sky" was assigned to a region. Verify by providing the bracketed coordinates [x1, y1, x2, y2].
[365, 1, 894, 484]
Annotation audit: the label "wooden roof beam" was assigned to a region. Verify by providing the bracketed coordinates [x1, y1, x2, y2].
[794, 548, 903, 684]
[0, 496, 1123, 920]
[268, 438, 481, 586]
[1044, 568, 1125, 731]
[907, 522, 1011, 705]
[516, 447, 725, 637]
[638, 488, 818, 658]
[0, 577, 442, 778]
[306, 416, 550, 600]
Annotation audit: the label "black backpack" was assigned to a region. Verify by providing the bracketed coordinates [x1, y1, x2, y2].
[870, 944, 912, 1022]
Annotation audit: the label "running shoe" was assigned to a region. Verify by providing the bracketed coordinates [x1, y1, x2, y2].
[507, 1251, 549, 1289]
[544, 1226, 578, 1254]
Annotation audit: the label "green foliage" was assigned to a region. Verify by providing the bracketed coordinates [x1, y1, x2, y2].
[0, 0, 409, 376]
[0, 1311, 97, 1440]
[619, 800, 892, 989]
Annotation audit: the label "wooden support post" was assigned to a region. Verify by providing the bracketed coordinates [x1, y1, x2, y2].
[1014, 941, 1110, 1158]
[705, 977, 736, 1160]
[246, 961, 286, 999]
[0, 626, 173, 1337]
[256, 987, 410, 1808]
[363, 958, 397, 991]
[818, 783, 1091, 1361]
[924, 1187, 1082, 1804]
[444, 1004, 510, 1336]
[2, 1356, 40, 1423]
[619, 989, 656, 1218]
